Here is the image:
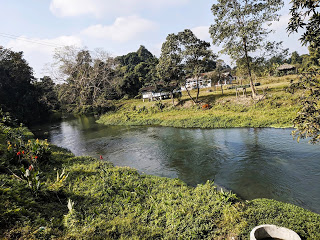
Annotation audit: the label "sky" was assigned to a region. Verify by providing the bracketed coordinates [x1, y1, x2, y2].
[0, 0, 308, 79]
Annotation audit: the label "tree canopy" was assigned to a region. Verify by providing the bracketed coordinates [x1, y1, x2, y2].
[287, 0, 320, 143]
[115, 45, 158, 98]
[287, 0, 320, 49]
[0, 47, 48, 123]
[157, 29, 216, 103]
[209, 0, 284, 97]
[52, 46, 118, 113]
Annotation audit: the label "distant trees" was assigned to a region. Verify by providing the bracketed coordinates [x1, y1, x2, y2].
[34, 76, 60, 111]
[209, 0, 284, 97]
[290, 51, 302, 65]
[52, 46, 118, 113]
[208, 59, 230, 95]
[158, 29, 216, 104]
[115, 45, 158, 98]
[50, 45, 160, 113]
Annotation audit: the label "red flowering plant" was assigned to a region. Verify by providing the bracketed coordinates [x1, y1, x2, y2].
[7, 138, 51, 168]
[7, 138, 51, 194]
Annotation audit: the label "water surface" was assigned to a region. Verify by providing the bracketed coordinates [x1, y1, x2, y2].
[31, 116, 320, 213]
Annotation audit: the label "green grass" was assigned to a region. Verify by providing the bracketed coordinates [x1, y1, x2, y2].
[98, 75, 301, 129]
[1, 123, 320, 239]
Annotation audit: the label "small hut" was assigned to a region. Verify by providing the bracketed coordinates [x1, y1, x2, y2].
[277, 64, 296, 75]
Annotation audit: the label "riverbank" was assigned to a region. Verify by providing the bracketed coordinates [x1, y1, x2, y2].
[1, 123, 320, 239]
[98, 75, 300, 129]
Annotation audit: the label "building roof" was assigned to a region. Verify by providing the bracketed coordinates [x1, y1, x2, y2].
[277, 64, 296, 71]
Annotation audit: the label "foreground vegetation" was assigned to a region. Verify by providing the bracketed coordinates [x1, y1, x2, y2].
[98, 75, 301, 129]
[1, 120, 320, 240]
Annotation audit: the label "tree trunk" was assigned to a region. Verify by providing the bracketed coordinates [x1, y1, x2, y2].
[196, 76, 200, 103]
[221, 84, 224, 95]
[184, 81, 196, 104]
[171, 91, 174, 106]
[243, 38, 257, 98]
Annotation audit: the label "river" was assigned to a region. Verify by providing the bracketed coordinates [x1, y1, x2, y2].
[31, 115, 320, 213]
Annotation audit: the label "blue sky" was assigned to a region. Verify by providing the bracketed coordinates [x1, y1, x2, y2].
[0, 0, 308, 79]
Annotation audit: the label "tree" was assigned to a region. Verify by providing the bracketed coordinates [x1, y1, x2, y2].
[0, 46, 48, 123]
[290, 51, 302, 65]
[287, 0, 320, 143]
[53, 46, 118, 113]
[179, 29, 217, 102]
[116, 46, 158, 97]
[208, 59, 229, 95]
[209, 0, 284, 98]
[157, 29, 216, 104]
[34, 76, 60, 111]
[287, 0, 320, 49]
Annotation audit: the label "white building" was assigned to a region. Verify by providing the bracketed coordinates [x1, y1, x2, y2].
[181, 77, 212, 91]
[141, 86, 181, 102]
[216, 72, 234, 85]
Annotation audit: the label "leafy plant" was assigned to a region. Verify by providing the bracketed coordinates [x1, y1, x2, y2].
[20, 164, 41, 194]
[7, 138, 51, 167]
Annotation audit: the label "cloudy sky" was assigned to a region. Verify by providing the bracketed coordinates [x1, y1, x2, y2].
[0, 0, 308, 79]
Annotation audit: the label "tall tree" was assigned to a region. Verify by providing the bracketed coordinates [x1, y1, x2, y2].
[287, 0, 320, 143]
[209, 0, 284, 98]
[0, 47, 47, 123]
[53, 46, 118, 113]
[179, 29, 217, 102]
[157, 29, 216, 104]
[116, 45, 158, 97]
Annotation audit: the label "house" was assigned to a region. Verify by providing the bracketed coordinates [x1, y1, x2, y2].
[181, 72, 235, 91]
[216, 72, 234, 85]
[277, 64, 296, 75]
[141, 86, 181, 102]
[181, 76, 212, 91]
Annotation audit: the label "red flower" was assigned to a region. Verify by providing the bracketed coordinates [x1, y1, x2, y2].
[22, 151, 25, 154]
[34, 156, 38, 159]
[17, 151, 21, 156]
[28, 165, 34, 171]
[100, 155, 103, 160]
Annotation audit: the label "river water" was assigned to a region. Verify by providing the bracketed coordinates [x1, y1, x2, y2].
[31, 115, 320, 213]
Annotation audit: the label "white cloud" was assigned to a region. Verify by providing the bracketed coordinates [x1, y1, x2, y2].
[81, 16, 155, 42]
[6, 35, 82, 78]
[50, 0, 189, 18]
[268, 14, 291, 31]
[191, 26, 210, 41]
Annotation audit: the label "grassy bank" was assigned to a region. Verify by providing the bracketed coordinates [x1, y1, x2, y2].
[1, 123, 320, 239]
[98, 75, 300, 129]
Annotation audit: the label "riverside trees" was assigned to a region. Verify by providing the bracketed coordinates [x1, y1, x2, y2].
[0, 47, 49, 123]
[52, 46, 119, 113]
[287, 0, 320, 143]
[52, 46, 159, 113]
[209, 0, 284, 98]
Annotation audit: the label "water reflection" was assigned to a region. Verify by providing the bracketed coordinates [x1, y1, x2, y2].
[31, 116, 320, 213]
